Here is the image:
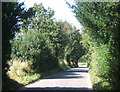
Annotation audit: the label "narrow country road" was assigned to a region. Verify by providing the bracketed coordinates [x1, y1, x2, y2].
[18, 65, 93, 91]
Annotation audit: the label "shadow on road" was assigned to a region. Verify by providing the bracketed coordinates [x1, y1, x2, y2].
[48, 75, 84, 79]
[16, 66, 93, 91]
[66, 69, 88, 73]
[78, 66, 88, 68]
[18, 87, 93, 91]
[46, 67, 88, 79]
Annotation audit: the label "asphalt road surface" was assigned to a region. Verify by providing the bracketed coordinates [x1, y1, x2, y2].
[19, 65, 93, 91]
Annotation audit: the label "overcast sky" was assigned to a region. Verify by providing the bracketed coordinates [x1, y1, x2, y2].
[18, 0, 83, 30]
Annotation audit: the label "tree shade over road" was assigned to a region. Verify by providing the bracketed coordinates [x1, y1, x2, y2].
[19, 64, 92, 91]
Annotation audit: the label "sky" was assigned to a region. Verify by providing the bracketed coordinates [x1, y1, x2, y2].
[18, 0, 83, 30]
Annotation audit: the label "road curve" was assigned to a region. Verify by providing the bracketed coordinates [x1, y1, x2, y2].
[18, 66, 93, 91]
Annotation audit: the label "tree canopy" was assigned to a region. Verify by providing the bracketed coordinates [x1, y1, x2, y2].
[2, 2, 85, 89]
[73, 2, 120, 90]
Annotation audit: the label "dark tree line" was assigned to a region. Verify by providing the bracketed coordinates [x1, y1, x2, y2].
[2, 2, 26, 89]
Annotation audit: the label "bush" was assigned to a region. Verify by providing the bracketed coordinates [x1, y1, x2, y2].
[10, 29, 60, 72]
[7, 59, 41, 85]
[11, 30, 48, 60]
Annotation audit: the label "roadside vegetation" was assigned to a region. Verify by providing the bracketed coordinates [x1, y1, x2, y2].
[3, 1, 120, 91]
[72, 2, 120, 91]
[2, 2, 85, 90]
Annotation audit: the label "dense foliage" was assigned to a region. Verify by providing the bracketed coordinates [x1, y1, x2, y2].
[3, 2, 85, 89]
[2, 2, 26, 89]
[74, 2, 120, 90]
[10, 3, 85, 71]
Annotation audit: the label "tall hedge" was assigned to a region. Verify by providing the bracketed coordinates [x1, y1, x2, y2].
[74, 2, 120, 90]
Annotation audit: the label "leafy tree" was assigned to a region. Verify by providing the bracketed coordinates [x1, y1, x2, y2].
[64, 28, 85, 67]
[3, 2, 86, 89]
[2, 2, 37, 89]
[11, 3, 64, 72]
[73, 2, 120, 90]
[2, 2, 26, 89]
[20, 4, 72, 62]
[2, 2, 24, 67]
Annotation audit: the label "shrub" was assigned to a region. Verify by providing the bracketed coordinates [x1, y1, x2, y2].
[10, 29, 60, 73]
[11, 30, 48, 60]
[7, 59, 40, 85]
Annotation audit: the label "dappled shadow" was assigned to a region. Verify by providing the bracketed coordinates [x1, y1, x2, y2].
[18, 87, 93, 91]
[16, 67, 91, 91]
[48, 75, 84, 79]
[45, 67, 88, 79]
[66, 69, 88, 73]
